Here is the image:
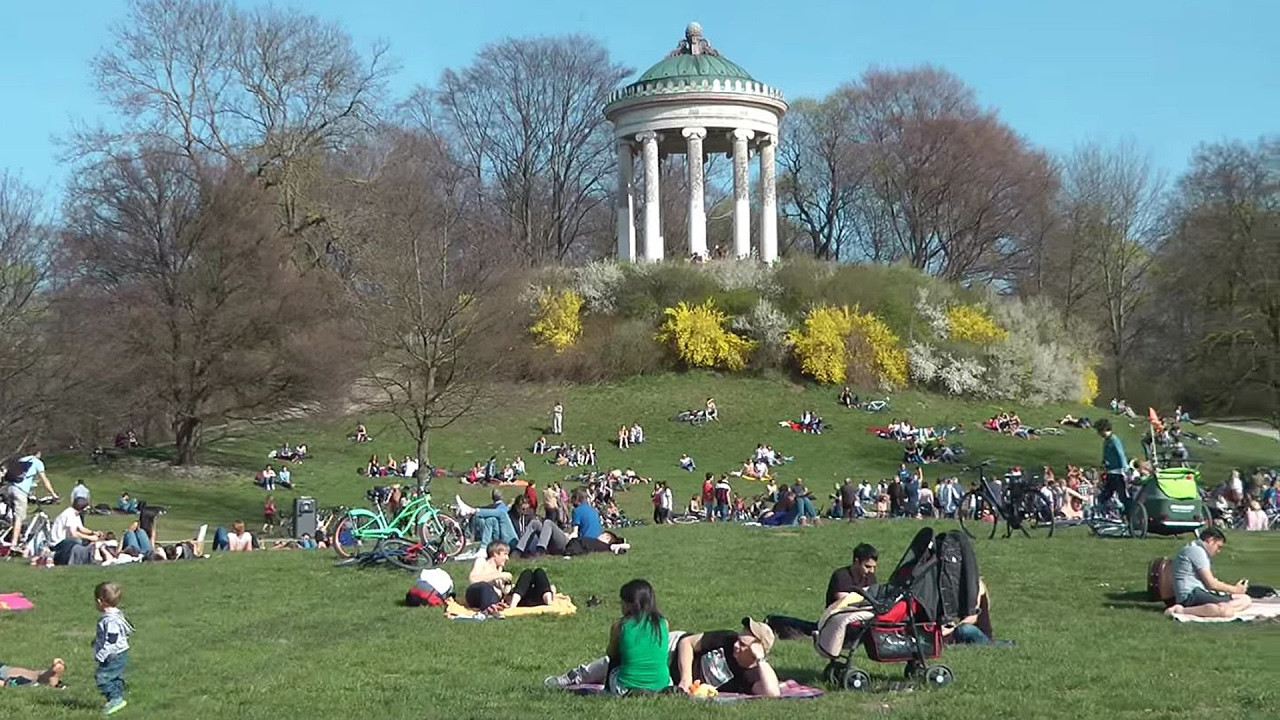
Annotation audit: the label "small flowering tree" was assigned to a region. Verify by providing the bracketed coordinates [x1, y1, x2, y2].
[529, 288, 583, 352]
[658, 300, 754, 371]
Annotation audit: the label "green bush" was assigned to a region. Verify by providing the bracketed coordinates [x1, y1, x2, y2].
[614, 264, 720, 320]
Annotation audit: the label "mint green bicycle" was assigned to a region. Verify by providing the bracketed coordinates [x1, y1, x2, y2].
[331, 483, 465, 560]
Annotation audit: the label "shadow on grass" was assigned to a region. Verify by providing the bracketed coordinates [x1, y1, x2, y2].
[1105, 590, 1163, 612]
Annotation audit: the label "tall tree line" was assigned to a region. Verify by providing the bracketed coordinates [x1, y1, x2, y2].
[1, 0, 1274, 462]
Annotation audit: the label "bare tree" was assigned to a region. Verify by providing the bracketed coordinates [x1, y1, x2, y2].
[1054, 142, 1165, 396]
[433, 35, 630, 264]
[849, 67, 1055, 283]
[62, 150, 347, 464]
[0, 174, 57, 447]
[1160, 139, 1280, 425]
[777, 93, 866, 260]
[86, 0, 390, 250]
[339, 129, 519, 469]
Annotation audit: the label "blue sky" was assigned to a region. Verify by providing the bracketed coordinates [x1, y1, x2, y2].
[1, 0, 1275, 200]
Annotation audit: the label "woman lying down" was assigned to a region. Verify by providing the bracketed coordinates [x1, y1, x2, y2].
[544, 579, 781, 697]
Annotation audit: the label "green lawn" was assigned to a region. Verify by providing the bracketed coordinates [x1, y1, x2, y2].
[1, 373, 1277, 719]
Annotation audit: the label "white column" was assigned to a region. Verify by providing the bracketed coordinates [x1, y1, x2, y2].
[615, 140, 636, 262]
[682, 127, 707, 259]
[759, 133, 778, 264]
[730, 128, 754, 259]
[637, 131, 663, 262]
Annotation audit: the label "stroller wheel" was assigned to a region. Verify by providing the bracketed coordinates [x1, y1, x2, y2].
[904, 660, 927, 680]
[841, 668, 871, 692]
[924, 665, 954, 687]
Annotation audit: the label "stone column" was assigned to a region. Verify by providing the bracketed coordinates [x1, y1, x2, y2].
[615, 140, 636, 262]
[759, 134, 778, 264]
[682, 127, 707, 259]
[637, 130, 663, 262]
[730, 128, 754, 259]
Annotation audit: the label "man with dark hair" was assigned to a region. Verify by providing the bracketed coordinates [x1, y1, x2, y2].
[1094, 419, 1130, 515]
[1166, 527, 1252, 618]
[826, 543, 879, 607]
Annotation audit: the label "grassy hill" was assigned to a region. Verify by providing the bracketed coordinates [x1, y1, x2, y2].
[1, 373, 1277, 719]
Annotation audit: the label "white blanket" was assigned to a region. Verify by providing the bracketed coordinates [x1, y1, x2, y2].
[1169, 597, 1280, 623]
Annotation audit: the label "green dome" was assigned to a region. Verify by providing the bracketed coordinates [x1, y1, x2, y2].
[636, 53, 756, 84]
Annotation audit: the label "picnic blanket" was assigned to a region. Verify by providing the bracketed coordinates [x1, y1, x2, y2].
[0, 592, 34, 611]
[1169, 597, 1280, 623]
[445, 593, 577, 619]
[563, 679, 823, 702]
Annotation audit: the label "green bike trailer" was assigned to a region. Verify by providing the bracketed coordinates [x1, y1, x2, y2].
[1135, 467, 1208, 536]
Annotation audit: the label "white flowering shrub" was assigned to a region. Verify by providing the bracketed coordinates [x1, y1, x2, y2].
[908, 342, 941, 385]
[984, 297, 1094, 404]
[732, 298, 792, 367]
[914, 288, 951, 339]
[909, 342, 987, 396]
[572, 260, 625, 315]
[703, 259, 781, 297]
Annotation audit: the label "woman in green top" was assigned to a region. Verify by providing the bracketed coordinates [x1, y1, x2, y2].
[606, 579, 671, 693]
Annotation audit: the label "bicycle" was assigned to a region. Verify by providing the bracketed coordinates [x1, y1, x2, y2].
[863, 398, 891, 413]
[671, 409, 710, 426]
[957, 462, 1055, 539]
[1084, 481, 1147, 539]
[0, 494, 58, 558]
[331, 482, 464, 560]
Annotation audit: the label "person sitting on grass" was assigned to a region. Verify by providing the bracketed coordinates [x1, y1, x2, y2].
[464, 540, 555, 615]
[673, 618, 780, 697]
[0, 657, 66, 689]
[826, 543, 879, 606]
[114, 492, 138, 514]
[227, 520, 254, 552]
[1165, 527, 1253, 618]
[605, 579, 672, 693]
[629, 422, 644, 445]
[942, 578, 1011, 646]
[678, 453, 696, 472]
[838, 386, 857, 408]
[354, 423, 369, 443]
[277, 465, 293, 489]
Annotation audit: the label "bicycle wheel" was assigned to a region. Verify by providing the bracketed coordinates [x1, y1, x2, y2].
[1019, 494, 1055, 538]
[1127, 504, 1149, 539]
[331, 515, 372, 558]
[382, 537, 436, 570]
[957, 492, 987, 539]
[419, 513, 466, 558]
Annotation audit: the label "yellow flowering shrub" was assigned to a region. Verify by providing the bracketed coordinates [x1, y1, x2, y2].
[788, 305, 908, 387]
[946, 304, 1009, 345]
[787, 305, 855, 384]
[529, 288, 583, 353]
[1081, 366, 1100, 405]
[658, 300, 754, 371]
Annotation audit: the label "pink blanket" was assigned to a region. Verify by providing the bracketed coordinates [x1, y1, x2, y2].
[0, 592, 34, 611]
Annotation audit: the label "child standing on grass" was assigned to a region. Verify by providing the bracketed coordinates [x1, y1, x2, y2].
[263, 495, 276, 534]
[93, 581, 134, 715]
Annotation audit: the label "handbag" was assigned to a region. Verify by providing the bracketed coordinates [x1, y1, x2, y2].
[699, 649, 734, 688]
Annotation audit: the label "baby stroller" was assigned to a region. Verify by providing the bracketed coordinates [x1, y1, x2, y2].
[815, 527, 973, 691]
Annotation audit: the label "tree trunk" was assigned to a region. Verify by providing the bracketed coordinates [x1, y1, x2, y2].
[174, 417, 202, 466]
[416, 434, 431, 475]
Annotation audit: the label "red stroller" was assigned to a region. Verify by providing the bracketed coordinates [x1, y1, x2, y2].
[815, 527, 974, 690]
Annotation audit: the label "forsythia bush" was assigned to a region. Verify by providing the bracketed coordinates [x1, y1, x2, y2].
[1081, 366, 1100, 405]
[658, 300, 755, 371]
[529, 288, 583, 353]
[945, 304, 1009, 344]
[789, 305, 908, 388]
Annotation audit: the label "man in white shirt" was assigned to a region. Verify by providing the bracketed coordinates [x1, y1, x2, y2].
[402, 456, 420, 479]
[51, 497, 102, 547]
[71, 480, 91, 504]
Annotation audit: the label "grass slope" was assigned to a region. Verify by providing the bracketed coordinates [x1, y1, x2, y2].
[1, 373, 1277, 719]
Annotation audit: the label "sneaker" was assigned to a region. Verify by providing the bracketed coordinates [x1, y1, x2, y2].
[544, 674, 573, 688]
[103, 697, 128, 715]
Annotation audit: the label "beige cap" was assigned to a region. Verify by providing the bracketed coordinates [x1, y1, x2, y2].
[742, 617, 775, 653]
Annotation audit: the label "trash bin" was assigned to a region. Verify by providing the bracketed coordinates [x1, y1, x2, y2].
[293, 497, 317, 539]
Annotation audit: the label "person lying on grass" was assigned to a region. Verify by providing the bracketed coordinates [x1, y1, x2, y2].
[1166, 526, 1253, 619]
[0, 657, 65, 689]
[465, 540, 556, 615]
[673, 618, 781, 697]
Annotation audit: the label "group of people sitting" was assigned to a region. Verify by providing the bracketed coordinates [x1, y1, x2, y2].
[254, 463, 294, 490]
[616, 422, 645, 449]
[33, 500, 207, 568]
[782, 409, 825, 434]
[456, 486, 632, 563]
[268, 442, 309, 462]
[531, 437, 598, 468]
[363, 454, 423, 480]
[983, 412, 1036, 438]
[461, 455, 525, 484]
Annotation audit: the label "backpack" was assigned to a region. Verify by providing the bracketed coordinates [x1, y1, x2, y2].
[1147, 558, 1173, 603]
[406, 568, 453, 607]
[3, 457, 32, 485]
[933, 529, 980, 624]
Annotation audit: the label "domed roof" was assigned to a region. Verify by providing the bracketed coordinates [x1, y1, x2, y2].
[633, 22, 757, 85]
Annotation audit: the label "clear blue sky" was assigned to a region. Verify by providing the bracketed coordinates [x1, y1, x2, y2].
[2, 0, 1276, 200]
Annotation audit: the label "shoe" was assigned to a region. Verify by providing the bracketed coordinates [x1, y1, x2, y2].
[103, 697, 128, 715]
[544, 674, 573, 688]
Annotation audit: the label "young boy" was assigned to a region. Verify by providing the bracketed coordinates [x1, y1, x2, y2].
[93, 582, 134, 714]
